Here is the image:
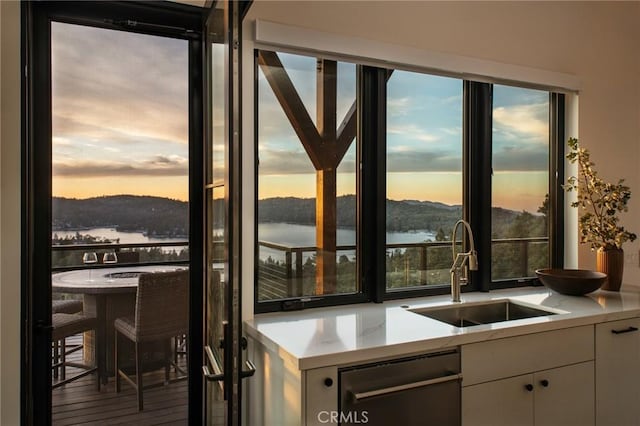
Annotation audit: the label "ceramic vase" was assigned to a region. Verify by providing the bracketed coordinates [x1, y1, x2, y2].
[597, 247, 624, 291]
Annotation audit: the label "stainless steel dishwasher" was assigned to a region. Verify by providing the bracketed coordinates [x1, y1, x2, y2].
[339, 348, 461, 426]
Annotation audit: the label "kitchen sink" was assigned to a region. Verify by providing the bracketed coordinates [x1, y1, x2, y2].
[409, 299, 557, 328]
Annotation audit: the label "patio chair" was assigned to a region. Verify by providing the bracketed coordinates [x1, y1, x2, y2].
[114, 269, 189, 411]
[52, 299, 84, 379]
[52, 299, 83, 314]
[52, 313, 100, 390]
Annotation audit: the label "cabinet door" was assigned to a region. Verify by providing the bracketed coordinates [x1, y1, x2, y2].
[534, 361, 594, 426]
[596, 318, 640, 426]
[462, 374, 534, 426]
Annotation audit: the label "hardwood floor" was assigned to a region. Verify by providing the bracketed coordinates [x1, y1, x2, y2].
[52, 335, 188, 426]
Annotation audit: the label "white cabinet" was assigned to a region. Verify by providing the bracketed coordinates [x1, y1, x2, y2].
[595, 318, 640, 426]
[247, 335, 339, 426]
[248, 316, 640, 426]
[463, 374, 534, 426]
[534, 361, 594, 426]
[462, 326, 595, 426]
[463, 362, 594, 426]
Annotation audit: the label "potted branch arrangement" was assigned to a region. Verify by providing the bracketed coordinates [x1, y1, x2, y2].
[564, 137, 637, 291]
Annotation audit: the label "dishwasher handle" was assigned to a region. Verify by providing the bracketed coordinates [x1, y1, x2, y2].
[349, 373, 463, 402]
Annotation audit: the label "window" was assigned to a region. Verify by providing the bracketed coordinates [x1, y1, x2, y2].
[256, 51, 359, 305]
[255, 50, 564, 311]
[386, 71, 463, 290]
[491, 85, 551, 283]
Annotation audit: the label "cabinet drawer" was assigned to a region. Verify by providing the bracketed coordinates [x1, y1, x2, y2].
[462, 326, 593, 386]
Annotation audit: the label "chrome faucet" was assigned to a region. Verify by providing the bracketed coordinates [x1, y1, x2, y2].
[450, 220, 478, 303]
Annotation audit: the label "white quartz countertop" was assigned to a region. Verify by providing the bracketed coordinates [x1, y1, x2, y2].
[244, 286, 640, 370]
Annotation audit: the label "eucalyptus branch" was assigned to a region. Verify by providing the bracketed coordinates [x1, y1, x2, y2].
[565, 138, 636, 250]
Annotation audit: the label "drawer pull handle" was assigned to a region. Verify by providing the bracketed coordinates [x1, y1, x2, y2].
[525, 384, 534, 392]
[612, 326, 639, 335]
[350, 373, 462, 402]
[540, 379, 549, 387]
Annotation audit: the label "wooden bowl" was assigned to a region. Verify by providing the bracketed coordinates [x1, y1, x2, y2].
[535, 269, 606, 296]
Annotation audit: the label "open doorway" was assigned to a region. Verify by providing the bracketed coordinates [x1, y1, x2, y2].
[23, 2, 204, 424]
[50, 21, 191, 423]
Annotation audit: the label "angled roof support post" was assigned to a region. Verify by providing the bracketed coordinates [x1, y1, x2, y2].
[258, 51, 356, 295]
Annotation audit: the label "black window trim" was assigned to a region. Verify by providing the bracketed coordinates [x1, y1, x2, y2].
[489, 89, 565, 291]
[253, 50, 565, 312]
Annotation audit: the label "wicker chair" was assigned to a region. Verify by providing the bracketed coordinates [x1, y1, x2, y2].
[114, 269, 189, 411]
[52, 299, 83, 314]
[52, 313, 100, 390]
[52, 299, 84, 380]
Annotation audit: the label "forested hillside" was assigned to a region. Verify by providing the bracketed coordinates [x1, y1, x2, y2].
[52, 195, 189, 237]
[53, 194, 545, 240]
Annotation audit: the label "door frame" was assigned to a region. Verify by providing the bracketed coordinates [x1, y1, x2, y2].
[202, 1, 253, 424]
[21, 2, 205, 424]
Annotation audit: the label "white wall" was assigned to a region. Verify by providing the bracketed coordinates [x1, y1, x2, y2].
[0, 0, 21, 424]
[243, 1, 640, 297]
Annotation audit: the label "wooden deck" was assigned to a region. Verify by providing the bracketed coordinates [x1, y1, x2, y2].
[52, 335, 188, 425]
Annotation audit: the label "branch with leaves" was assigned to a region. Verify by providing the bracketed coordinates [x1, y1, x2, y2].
[564, 137, 636, 250]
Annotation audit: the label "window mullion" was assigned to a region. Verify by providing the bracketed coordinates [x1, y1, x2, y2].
[358, 65, 387, 303]
[549, 93, 565, 268]
[466, 81, 493, 292]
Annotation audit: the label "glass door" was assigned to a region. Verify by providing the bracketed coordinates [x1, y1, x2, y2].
[25, 2, 205, 424]
[203, 1, 229, 424]
[202, 1, 253, 425]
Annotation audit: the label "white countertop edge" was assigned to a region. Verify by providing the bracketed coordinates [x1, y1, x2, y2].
[245, 287, 640, 371]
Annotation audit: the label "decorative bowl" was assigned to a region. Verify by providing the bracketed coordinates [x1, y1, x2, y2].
[535, 268, 607, 296]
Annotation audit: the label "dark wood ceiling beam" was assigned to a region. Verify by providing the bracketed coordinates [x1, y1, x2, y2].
[257, 51, 324, 169]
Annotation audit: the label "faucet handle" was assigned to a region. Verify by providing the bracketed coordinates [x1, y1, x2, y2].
[468, 250, 478, 271]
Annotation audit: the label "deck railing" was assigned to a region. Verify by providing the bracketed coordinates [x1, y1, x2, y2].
[51, 241, 191, 272]
[258, 237, 549, 299]
[52, 236, 548, 298]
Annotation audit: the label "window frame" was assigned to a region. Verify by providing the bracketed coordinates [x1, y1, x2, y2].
[488, 88, 565, 290]
[253, 51, 370, 313]
[253, 49, 565, 312]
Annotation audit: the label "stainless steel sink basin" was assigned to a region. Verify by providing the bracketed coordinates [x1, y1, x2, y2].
[409, 299, 556, 328]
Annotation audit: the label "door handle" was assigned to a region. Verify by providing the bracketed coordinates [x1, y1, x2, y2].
[35, 319, 53, 333]
[240, 359, 256, 379]
[350, 373, 462, 402]
[202, 345, 224, 382]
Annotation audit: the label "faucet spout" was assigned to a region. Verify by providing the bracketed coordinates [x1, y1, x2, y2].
[450, 220, 478, 302]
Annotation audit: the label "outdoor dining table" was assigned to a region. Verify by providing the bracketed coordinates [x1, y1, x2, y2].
[52, 265, 188, 383]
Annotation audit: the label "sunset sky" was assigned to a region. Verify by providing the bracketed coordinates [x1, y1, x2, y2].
[52, 23, 549, 214]
[258, 53, 549, 213]
[52, 22, 190, 201]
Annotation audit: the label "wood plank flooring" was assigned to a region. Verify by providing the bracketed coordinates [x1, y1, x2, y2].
[52, 335, 188, 426]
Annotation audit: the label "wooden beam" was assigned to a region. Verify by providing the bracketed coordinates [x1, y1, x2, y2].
[335, 69, 391, 162]
[257, 51, 324, 169]
[336, 101, 357, 163]
[317, 59, 337, 145]
[259, 53, 366, 296]
[315, 59, 339, 295]
[315, 168, 337, 294]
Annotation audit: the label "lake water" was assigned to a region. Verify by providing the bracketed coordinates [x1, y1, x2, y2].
[52, 227, 187, 245]
[258, 223, 435, 246]
[53, 224, 435, 247]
